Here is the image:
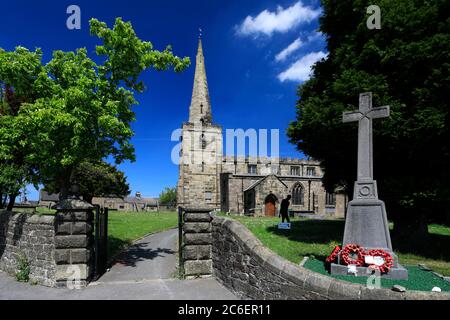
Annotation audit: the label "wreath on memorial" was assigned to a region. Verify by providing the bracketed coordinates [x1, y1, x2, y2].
[340, 244, 365, 266]
[325, 245, 394, 274]
[365, 249, 394, 274]
[325, 246, 341, 264]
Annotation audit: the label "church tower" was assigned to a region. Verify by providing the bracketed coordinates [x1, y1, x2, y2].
[177, 36, 223, 210]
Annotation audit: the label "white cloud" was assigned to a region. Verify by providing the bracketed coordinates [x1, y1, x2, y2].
[275, 38, 303, 62]
[236, 1, 321, 37]
[278, 51, 327, 82]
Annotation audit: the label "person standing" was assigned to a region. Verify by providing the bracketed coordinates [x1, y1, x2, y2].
[280, 195, 291, 223]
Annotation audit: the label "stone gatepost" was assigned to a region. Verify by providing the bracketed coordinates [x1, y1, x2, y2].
[182, 208, 212, 278]
[54, 199, 94, 288]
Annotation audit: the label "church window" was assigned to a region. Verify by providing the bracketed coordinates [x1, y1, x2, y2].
[200, 104, 203, 114]
[290, 166, 300, 176]
[248, 164, 257, 175]
[326, 192, 336, 206]
[201, 162, 205, 172]
[292, 183, 304, 205]
[205, 191, 212, 201]
[200, 134, 207, 149]
[306, 167, 316, 176]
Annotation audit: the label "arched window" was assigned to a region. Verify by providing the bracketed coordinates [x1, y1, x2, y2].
[200, 104, 203, 114]
[292, 183, 304, 205]
[200, 133, 207, 149]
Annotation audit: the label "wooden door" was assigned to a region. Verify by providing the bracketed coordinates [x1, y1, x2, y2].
[265, 201, 276, 216]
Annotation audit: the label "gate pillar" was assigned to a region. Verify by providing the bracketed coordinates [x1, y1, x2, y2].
[181, 208, 213, 278]
[54, 199, 94, 288]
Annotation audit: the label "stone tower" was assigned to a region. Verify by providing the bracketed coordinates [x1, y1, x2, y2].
[177, 36, 223, 210]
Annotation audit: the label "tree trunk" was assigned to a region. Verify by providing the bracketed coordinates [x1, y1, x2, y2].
[59, 167, 74, 201]
[6, 194, 17, 212]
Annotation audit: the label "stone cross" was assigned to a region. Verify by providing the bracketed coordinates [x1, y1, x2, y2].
[343, 92, 389, 182]
[332, 93, 408, 279]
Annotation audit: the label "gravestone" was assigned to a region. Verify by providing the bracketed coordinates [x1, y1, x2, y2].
[330, 92, 408, 280]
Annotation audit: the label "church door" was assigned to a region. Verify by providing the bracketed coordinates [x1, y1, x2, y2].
[264, 194, 278, 217]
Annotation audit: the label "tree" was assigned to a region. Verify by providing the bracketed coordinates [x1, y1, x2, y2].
[0, 18, 190, 204]
[159, 187, 177, 208]
[44, 161, 130, 204]
[0, 48, 45, 210]
[287, 0, 450, 243]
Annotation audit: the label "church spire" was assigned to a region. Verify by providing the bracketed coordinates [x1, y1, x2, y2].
[189, 33, 212, 124]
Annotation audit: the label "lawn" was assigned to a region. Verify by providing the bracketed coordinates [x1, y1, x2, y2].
[226, 215, 450, 277]
[108, 211, 178, 257]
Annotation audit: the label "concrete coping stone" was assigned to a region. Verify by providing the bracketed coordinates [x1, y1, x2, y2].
[1, 212, 54, 225]
[184, 208, 213, 213]
[212, 216, 450, 300]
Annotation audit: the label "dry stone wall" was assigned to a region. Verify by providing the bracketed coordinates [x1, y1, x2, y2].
[0, 211, 56, 286]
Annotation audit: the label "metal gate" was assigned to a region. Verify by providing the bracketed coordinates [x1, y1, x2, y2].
[178, 207, 185, 278]
[94, 205, 108, 280]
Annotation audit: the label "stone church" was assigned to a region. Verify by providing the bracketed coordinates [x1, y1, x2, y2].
[177, 38, 346, 218]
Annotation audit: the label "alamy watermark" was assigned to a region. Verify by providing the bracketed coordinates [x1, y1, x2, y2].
[66, 5, 81, 30]
[171, 122, 280, 166]
[66, 265, 82, 290]
[367, 5, 381, 30]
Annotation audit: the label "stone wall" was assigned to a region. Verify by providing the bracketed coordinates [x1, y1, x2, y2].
[182, 208, 213, 277]
[0, 211, 56, 287]
[212, 216, 450, 300]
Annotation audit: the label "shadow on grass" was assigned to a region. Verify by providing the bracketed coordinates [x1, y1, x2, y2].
[265, 219, 450, 262]
[392, 233, 450, 262]
[266, 219, 344, 244]
[107, 236, 175, 268]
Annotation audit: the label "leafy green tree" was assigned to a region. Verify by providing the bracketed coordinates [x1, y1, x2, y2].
[0, 48, 45, 210]
[159, 187, 177, 208]
[44, 161, 130, 204]
[0, 18, 190, 204]
[287, 0, 450, 242]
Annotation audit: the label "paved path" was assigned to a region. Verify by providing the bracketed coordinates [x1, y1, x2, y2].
[0, 229, 238, 300]
[99, 228, 179, 282]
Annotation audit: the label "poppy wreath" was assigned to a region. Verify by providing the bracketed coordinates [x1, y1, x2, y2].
[366, 249, 394, 274]
[340, 244, 365, 266]
[326, 246, 341, 264]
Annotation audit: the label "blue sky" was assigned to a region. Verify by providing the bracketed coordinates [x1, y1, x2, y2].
[1, 0, 327, 200]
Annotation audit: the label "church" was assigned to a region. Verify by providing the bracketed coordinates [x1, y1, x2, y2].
[177, 38, 347, 218]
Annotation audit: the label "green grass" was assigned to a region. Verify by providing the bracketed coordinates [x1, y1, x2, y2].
[35, 207, 56, 215]
[107, 211, 178, 258]
[227, 215, 450, 277]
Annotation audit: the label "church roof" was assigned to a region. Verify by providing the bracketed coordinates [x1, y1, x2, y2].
[243, 174, 288, 192]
